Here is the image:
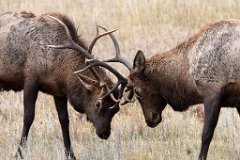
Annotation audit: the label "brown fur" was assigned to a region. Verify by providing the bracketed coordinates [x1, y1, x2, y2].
[0, 12, 119, 159]
[128, 20, 240, 159]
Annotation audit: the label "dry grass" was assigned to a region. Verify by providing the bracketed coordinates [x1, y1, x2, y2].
[0, 0, 239, 159]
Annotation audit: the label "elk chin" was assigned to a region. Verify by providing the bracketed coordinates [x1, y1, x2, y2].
[88, 115, 111, 140]
[96, 130, 111, 140]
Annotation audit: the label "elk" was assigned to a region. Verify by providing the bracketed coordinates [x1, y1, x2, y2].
[0, 11, 121, 160]
[81, 20, 240, 159]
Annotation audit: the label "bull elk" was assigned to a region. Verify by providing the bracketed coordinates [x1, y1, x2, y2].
[79, 20, 240, 159]
[0, 11, 122, 160]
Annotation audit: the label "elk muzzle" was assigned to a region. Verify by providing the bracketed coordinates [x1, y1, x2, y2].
[96, 127, 111, 139]
[145, 111, 162, 128]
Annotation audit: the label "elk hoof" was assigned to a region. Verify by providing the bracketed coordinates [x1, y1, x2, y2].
[66, 155, 77, 160]
[15, 147, 24, 159]
[65, 150, 77, 160]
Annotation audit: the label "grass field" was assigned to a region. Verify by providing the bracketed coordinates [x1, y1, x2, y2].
[0, 0, 239, 159]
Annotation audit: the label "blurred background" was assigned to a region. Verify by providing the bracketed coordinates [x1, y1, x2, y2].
[0, 0, 239, 159]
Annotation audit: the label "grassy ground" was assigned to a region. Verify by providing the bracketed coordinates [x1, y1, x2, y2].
[0, 0, 239, 159]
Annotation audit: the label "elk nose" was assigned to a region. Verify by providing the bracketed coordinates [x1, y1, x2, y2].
[146, 112, 162, 128]
[99, 131, 110, 140]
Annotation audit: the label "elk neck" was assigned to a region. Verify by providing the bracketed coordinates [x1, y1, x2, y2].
[65, 72, 94, 113]
[145, 46, 203, 111]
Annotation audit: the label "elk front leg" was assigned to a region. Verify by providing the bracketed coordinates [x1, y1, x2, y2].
[237, 107, 240, 116]
[54, 96, 76, 160]
[199, 94, 221, 160]
[16, 80, 39, 159]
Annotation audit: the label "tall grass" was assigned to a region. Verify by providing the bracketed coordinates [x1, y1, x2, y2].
[0, 0, 239, 159]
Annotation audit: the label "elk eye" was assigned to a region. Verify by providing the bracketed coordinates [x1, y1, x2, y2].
[95, 101, 101, 109]
[134, 88, 142, 98]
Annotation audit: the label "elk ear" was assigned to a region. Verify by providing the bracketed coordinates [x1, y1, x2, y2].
[133, 50, 146, 73]
[75, 73, 99, 90]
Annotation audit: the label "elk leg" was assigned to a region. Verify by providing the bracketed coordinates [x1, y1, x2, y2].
[237, 107, 240, 116]
[16, 80, 39, 159]
[198, 94, 221, 160]
[54, 96, 76, 160]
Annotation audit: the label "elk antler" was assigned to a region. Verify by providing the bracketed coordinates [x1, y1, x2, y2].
[75, 58, 128, 100]
[76, 25, 135, 105]
[86, 25, 120, 102]
[47, 15, 117, 59]
[47, 15, 119, 103]
[97, 25, 135, 105]
[98, 25, 132, 70]
[48, 15, 134, 106]
[121, 86, 135, 105]
[86, 24, 134, 104]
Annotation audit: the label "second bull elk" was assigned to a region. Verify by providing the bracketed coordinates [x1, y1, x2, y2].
[0, 12, 122, 159]
[81, 20, 240, 159]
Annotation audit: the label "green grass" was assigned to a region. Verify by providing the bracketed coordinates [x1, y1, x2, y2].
[0, 0, 239, 159]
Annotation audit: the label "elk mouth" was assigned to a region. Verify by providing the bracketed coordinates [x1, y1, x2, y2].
[97, 130, 111, 139]
[146, 122, 159, 128]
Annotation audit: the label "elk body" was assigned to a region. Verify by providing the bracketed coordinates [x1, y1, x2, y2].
[127, 21, 240, 159]
[0, 12, 119, 159]
[82, 20, 240, 159]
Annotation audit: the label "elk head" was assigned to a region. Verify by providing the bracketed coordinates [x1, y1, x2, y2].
[127, 51, 167, 128]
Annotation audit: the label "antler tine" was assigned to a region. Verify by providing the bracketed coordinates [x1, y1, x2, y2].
[75, 66, 119, 102]
[105, 85, 120, 103]
[87, 28, 118, 54]
[118, 83, 127, 100]
[97, 25, 120, 57]
[121, 87, 135, 105]
[98, 25, 132, 70]
[75, 59, 127, 83]
[47, 15, 117, 60]
[75, 58, 128, 100]
[47, 15, 92, 59]
[89, 68, 104, 87]
[89, 68, 119, 102]
[92, 59, 127, 81]
[100, 81, 126, 101]
[97, 25, 134, 105]
[87, 24, 120, 102]
[99, 81, 122, 100]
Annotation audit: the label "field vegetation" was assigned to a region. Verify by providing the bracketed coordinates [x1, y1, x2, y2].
[0, 0, 239, 159]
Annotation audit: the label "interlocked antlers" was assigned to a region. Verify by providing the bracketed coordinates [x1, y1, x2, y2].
[94, 25, 134, 105]
[47, 15, 134, 105]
